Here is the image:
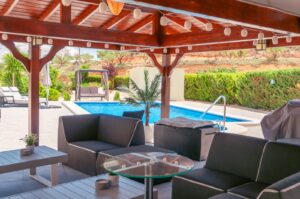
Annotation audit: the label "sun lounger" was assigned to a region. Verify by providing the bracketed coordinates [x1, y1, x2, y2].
[0, 87, 46, 106]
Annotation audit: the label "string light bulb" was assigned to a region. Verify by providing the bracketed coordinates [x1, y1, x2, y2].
[150, 48, 155, 52]
[47, 38, 53, 45]
[120, 46, 125, 51]
[188, 45, 193, 51]
[86, 42, 91, 48]
[26, 36, 32, 43]
[104, 43, 109, 49]
[136, 46, 140, 52]
[258, 32, 264, 40]
[286, 35, 292, 43]
[160, 16, 169, 26]
[175, 48, 180, 54]
[241, 29, 248, 37]
[61, 0, 72, 6]
[133, 8, 142, 19]
[205, 23, 213, 31]
[68, 40, 73, 46]
[224, 27, 231, 36]
[253, 40, 258, 46]
[184, 20, 192, 31]
[272, 35, 278, 45]
[99, 2, 108, 13]
[1, 33, 8, 40]
[163, 48, 168, 53]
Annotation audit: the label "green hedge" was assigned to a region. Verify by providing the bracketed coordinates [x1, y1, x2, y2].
[185, 69, 300, 110]
[114, 76, 129, 88]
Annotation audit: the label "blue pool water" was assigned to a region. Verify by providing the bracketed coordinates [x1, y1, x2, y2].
[75, 102, 249, 124]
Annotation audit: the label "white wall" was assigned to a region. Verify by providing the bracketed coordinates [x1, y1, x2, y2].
[129, 67, 185, 101]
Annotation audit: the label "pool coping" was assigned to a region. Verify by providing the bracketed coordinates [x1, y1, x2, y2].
[62, 101, 260, 126]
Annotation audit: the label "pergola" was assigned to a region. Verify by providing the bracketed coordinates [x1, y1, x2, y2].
[0, 0, 300, 144]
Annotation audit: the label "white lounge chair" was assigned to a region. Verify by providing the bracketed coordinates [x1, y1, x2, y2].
[0, 87, 46, 106]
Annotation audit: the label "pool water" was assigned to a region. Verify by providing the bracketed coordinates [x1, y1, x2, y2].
[75, 102, 249, 124]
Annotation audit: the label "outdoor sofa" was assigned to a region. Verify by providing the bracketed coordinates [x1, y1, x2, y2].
[58, 114, 173, 176]
[172, 133, 300, 199]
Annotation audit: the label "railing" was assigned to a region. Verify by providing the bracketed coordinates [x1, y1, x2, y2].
[199, 95, 227, 130]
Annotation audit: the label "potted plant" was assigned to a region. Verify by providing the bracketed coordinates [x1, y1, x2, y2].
[122, 70, 161, 143]
[20, 134, 37, 156]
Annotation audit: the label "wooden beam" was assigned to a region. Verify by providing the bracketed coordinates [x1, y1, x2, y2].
[100, 10, 132, 29]
[0, 0, 18, 16]
[126, 14, 153, 32]
[28, 44, 40, 145]
[0, 40, 30, 70]
[40, 45, 65, 68]
[72, 5, 98, 25]
[121, 0, 300, 34]
[152, 11, 164, 44]
[39, 0, 60, 21]
[0, 16, 158, 46]
[162, 27, 274, 46]
[60, 1, 71, 24]
[161, 54, 171, 118]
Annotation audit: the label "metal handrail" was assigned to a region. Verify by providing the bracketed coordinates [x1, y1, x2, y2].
[200, 95, 227, 129]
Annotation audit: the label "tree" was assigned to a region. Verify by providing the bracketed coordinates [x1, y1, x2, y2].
[2, 53, 26, 87]
[53, 51, 72, 67]
[80, 53, 94, 65]
[97, 50, 132, 67]
[122, 70, 161, 126]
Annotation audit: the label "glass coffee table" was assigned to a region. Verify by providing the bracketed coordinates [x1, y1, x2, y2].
[103, 152, 194, 199]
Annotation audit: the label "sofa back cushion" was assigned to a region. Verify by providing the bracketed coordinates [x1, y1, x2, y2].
[205, 133, 267, 180]
[257, 142, 300, 184]
[60, 114, 99, 142]
[97, 114, 139, 147]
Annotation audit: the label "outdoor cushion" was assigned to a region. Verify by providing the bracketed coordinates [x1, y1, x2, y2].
[123, 110, 144, 120]
[97, 115, 137, 147]
[0, 87, 10, 92]
[70, 141, 120, 153]
[228, 182, 269, 199]
[257, 142, 300, 184]
[209, 193, 245, 199]
[205, 133, 267, 180]
[172, 168, 250, 199]
[9, 87, 19, 92]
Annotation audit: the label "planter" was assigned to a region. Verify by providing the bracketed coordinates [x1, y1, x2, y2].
[108, 173, 119, 186]
[144, 124, 154, 144]
[20, 145, 35, 156]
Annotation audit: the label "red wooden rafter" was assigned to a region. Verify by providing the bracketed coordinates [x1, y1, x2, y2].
[39, 0, 60, 21]
[0, 0, 19, 16]
[100, 10, 132, 29]
[72, 4, 98, 25]
[126, 14, 153, 32]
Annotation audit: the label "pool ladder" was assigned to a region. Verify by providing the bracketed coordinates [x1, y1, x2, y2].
[199, 95, 227, 131]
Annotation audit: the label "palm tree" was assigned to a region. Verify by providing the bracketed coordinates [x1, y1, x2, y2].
[123, 70, 161, 126]
[2, 53, 25, 87]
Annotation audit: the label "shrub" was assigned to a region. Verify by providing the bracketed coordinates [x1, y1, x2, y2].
[40, 87, 61, 101]
[185, 73, 238, 104]
[63, 91, 71, 101]
[185, 69, 300, 110]
[114, 76, 129, 89]
[113, 91, 121, 101]
[235, 70, 300, 109]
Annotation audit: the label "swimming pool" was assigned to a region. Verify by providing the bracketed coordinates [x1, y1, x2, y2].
[75, 102, 249, 124]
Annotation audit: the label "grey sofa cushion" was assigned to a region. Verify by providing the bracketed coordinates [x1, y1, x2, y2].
[228, 182, 269, 199]
[172, 168, 250, 199]
[209, 193, 245, 199]
[97, 115, 138, 147]
[257, 142, 300, 184]
[71, 141, 120, 152]
[205, 133, 267, 180]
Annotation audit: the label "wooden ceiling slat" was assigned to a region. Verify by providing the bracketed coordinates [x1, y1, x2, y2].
[126, 14, 153, 32]
[72, 4, 98, 25]
[100, 10, 131, 29]
[1, 0, 19, 16]
[39, 0, 60, 21]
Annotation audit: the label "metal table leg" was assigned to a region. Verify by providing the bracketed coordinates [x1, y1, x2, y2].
[145, 178, 153, 199]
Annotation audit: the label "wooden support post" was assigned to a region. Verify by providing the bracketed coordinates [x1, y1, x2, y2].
[161, 54, 171, 118]
[147, 53, 184, 119]
[28, 44, 40, 144]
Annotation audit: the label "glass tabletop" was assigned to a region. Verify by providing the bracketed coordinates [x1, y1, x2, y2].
[103, 152, 194, 179]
